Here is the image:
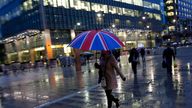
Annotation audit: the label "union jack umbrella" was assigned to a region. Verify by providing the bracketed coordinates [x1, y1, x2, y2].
[68, 30, 125, 51]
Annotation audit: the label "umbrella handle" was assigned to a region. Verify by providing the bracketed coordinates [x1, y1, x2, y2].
[95, 51, 98, 63]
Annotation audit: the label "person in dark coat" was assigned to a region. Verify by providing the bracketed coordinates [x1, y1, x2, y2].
[140, 48, 145, 64]
[129, 48, 139, 75]
[163, 43, 175, 74]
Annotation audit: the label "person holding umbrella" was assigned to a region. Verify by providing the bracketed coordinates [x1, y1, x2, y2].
[98, 50, 126, 108]
[68, 30, 126, 107]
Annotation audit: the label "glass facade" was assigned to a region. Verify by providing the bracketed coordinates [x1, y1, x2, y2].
[0, 0, 162, 36]
[178, 0, 192, 19]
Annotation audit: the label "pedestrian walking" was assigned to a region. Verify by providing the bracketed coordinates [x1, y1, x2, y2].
[163, 43, 175, 75]
[140, 48, 145, 62]
[96, 50, 126, 108]
[129, 48, 139, 75]
[140, 47, 146, 68]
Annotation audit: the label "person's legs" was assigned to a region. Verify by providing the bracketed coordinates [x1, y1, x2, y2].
[105, 90, 113, 108]
[105, 90, 119, 108]
[132, 62, 137, 74]
[166, 63, 172, 75]
[141, 56, 146, 68]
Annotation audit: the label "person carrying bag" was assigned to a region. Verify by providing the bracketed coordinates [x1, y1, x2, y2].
[99, 51, 126, 108]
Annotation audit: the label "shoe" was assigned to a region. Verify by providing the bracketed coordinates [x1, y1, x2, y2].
[114, 98, 120, 108]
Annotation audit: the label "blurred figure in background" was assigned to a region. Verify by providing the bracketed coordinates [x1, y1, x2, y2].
[140, 47, 146, 69]
[129, 48, 139, 75]
[140, 48, 145, 62]
[163, 43, 175, 75]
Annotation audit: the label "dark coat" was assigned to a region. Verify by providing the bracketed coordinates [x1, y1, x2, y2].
[129, 48, 139, 63]
[140, 48, 145, 57]
[163, 47, 175, 65]
[94, 62, 103, 83]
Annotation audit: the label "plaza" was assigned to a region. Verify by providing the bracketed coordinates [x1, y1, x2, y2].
[0, 47, 191, 108]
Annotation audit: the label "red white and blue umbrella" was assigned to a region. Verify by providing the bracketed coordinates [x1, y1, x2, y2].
[68, 30, 125, 51]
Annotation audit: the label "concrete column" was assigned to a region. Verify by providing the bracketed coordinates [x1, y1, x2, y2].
[70, 29, 81, 72]
[30, 49, 35, 63]
[43, 29, 53, 60]
[14, 40, 20, 62]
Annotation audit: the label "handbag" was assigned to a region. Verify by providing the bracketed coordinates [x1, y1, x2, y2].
[162, 60, 167, 68]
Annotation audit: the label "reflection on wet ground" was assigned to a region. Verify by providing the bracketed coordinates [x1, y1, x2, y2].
[0, 47, 192, 108]
[0, 64, 99, 108]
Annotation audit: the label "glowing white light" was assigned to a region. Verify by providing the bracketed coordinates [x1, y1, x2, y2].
[112, 24, 116, 28]
[77, 22, 81, 26]
[148, 83, 153, 92]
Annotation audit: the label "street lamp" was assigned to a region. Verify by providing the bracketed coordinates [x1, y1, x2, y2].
[141, 15, 149, 48]
[97, 13, 102, 18]
[172, 19, 176, 23]
[96, 13, 104, 23]
[142, 16, 146, 20]
[76, 22, 81, 26]
[112, 24, 116, 28]
[184, 27, 188, 30]
[146, 25, 150, 29]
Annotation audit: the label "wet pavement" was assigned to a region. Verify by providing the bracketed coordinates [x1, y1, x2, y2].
[0, 47, 192, 108]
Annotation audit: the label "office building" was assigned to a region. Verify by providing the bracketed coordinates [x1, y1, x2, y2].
[0, 0, 163, 63]
[164, 0, 192, 32]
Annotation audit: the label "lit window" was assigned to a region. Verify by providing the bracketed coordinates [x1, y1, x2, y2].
[126, 20, 131, 25]
[123, 8, 134, 16]
[167, 6, 174, 10]
[167, 12, 174, 16]
[152, 3, 160, 10]
[143, 1, 152, 8]
[109, 6, 117, 14]
[133, 0, 143, 6]
[166, 0, 173, 4]
[153, 14, 161, 20]
[69, 0, 90, 11]
[122, 0, 133, 4]
[53, 0, 57, 7]
[114, 19, 120, 25]
[114, 0, 122, 1]
[91, 3, 108, 13]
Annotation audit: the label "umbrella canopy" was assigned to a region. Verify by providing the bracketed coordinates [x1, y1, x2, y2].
[68, 30, 124, 51]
